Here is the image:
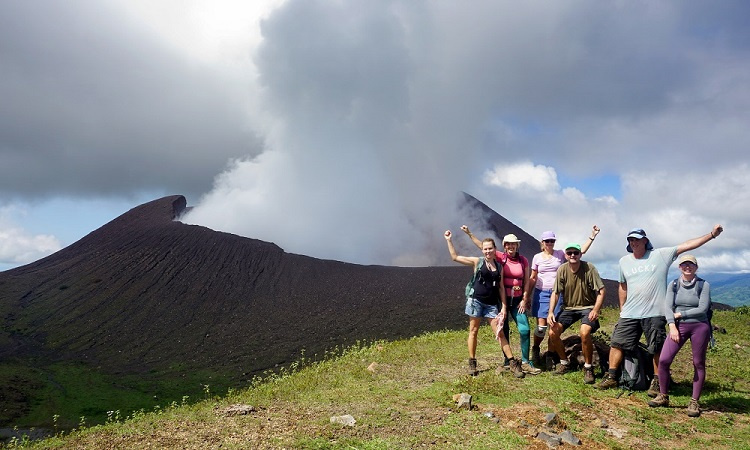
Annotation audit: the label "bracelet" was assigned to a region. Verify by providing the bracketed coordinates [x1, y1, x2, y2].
[589, 237, 595, 240]
[710, 232, 716, 239]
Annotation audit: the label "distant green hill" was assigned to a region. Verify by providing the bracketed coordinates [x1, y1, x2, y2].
[707, 273, 750, 307]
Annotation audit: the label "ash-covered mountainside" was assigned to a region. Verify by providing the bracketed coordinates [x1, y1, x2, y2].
[0, 194, 619, 380]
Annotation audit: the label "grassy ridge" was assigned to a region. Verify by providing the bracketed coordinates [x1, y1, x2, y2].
[5, 307, 750, 449]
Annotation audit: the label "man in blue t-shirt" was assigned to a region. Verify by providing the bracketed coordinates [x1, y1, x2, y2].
[596, 224, 723, 395]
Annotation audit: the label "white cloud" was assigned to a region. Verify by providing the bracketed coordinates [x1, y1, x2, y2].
[0, 207, 61, 268]
[3, 0, 750, 276]
[484, 162, 560, 192]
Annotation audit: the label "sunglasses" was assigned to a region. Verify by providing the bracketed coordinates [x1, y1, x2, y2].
[566, 250, 580, 256]
[543, 239, 556, 243]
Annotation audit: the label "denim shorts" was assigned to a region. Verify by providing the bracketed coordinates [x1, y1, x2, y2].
[531, 288, 563, 318]
[465, 298, 499, 319]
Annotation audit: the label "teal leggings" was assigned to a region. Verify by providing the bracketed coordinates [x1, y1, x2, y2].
[502, 296, 531, 363]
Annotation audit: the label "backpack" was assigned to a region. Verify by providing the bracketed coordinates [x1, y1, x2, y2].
[618, 343, 653, 391]
[671, 277, 714, 346]
[465, 258, 487, 299]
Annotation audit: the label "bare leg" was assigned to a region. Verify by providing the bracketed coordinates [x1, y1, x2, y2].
[547, 322, 566, 360]
[468, 317, 480, 358]
[580, 325, 594, 365]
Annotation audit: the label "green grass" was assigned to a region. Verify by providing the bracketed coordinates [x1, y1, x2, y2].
[4, 307, 749, 449]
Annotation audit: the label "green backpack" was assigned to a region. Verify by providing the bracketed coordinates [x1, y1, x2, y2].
[465, 258, 487, 299]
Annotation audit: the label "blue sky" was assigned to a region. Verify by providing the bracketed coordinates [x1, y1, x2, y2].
[2, 0, 749, 279]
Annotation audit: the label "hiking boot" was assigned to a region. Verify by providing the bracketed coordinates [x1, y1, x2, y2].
[554, 361, 572, 375]
[687, 398, 701, 417]
[583, 366, 595, 384]
[531, 346, 542, 367]
[648, 393, 669, 407]
[468, 358, 478, 376]
[509, 358, 526, 378]
[647, 377, 660, 398]
[596, 372, 618, 390]
[521, 361, 542, 375]
[495, 360, 510, 374]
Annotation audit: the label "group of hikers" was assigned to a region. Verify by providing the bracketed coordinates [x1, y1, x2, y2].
[444, 222, 724, 418]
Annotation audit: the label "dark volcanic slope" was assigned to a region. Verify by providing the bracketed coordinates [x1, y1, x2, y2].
[0, 194, 618, 380]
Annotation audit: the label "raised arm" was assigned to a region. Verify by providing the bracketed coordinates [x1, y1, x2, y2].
[445, 230, 478, 268]
[676, 224, 723, 255]
[460, 225, 483, 250]
[580, 225, 600, 254]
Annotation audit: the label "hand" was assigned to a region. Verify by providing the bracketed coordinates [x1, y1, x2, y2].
[518, 300, 528, 314]
[588, 309, 599, 322]
[712, 224, 724, 238]
[444, 230, 452, 240]
[669, 326, 680, 343]
[460, 225, 470, 234]
[673, 312, 682, 320]
[591, 225, 600, 238]
[547, 312, 556, 326]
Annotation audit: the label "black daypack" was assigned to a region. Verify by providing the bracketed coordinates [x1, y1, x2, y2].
[618, 343, 653, 391]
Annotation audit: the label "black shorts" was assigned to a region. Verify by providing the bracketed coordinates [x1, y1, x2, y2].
[556, 308, 600, 334]
[610, 316, 667, 354]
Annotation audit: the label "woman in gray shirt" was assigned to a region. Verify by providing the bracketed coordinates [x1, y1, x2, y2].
[648, 254, 711, 417]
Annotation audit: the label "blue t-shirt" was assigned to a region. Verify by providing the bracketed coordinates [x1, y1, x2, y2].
[618, 246, 678, 319]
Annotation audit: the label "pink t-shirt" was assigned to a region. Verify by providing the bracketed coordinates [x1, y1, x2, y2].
[496, 251, 528, 298]
[532, 249, 566, 290]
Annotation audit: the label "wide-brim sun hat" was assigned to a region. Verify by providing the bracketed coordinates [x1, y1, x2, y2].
[502, 234, 521, 244]
[626, 228, 654, 253]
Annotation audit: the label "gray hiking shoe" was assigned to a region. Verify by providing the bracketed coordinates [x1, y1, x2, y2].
[468, 358, 478, 377]
[583, 366, 595, 384]
[647, 377, 660, 398]
[648, 393, 669, 407]
[596, 372, 618, 390]
[521, 361, 542, 375]
[554, 361, 572, 375]
[509, 358, 526, 378]
[687, 398, 701, 417]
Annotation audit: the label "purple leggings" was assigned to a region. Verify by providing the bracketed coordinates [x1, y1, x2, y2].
[658, 321, 710, 399]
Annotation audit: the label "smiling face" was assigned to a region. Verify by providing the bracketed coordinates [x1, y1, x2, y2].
[542, 239, 555, 253]
[679, 261, 698, 279]
[627, 237, 648, 255]
[504, 241, 519, 255]
[482, 240, 496, 260]
[565, 247, 581, 264]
